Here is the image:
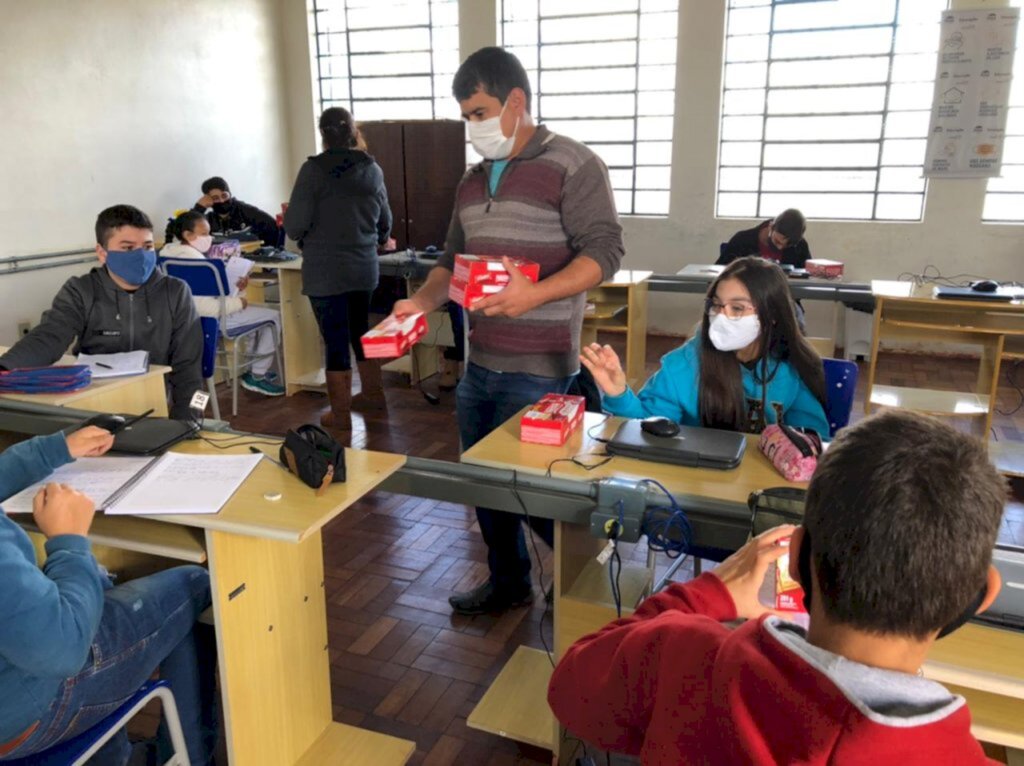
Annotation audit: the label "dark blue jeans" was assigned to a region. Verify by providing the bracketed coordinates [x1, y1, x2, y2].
[309, 291, 373, 371]
[2, 566, 217, 766]
[456, 362, 574, 593]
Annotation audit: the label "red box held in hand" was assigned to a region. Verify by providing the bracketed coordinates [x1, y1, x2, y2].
[519, 394, 586, 446]
[360, 313, 428, 359]
[449, 254, 541, 308]
[775, 539, 808, 614]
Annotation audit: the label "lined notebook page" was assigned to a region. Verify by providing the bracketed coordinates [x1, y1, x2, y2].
[1, 457, 156, 514]
[106, 452, 262, 515]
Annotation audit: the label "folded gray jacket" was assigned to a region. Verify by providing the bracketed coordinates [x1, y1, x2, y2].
[0, 267, 203, 420]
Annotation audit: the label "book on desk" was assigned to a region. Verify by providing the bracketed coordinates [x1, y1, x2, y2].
[2, 452, 261, 516]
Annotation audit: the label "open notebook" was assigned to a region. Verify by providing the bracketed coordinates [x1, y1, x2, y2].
[2, 452, 261, 516]
[78, 350, 150, 379]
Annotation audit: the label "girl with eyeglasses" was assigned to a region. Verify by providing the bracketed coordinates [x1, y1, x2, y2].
[581, 256, 828, 435]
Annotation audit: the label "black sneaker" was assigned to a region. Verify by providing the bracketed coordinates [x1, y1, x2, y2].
[448, 581, 533, 615]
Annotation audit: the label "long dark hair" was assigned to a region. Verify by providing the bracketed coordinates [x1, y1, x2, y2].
[697, 256, 825, 432]
[319, 107, 364, 150]
[164, 210, 206, 245]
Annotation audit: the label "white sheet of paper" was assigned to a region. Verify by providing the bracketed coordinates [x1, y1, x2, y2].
[1, 457, 156, 514]
[225, 257, 255, 298]
[105, 452, 262, 515]
[77, 350, 150, 379]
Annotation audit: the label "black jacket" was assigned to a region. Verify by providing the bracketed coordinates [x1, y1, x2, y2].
[192, 198, 280, 246]
[718, 220, 812, 269]
[284, 149, 392, 297]
[0, 267, 204, 420]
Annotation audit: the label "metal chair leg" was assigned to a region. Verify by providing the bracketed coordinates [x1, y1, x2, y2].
[206, 378, 221, 421]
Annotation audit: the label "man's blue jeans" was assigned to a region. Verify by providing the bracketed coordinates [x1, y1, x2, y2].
[456, 363, 575, 594]
[2, 565, 217, 766]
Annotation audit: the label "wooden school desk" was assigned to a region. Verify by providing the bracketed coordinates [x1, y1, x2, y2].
[864, 281, 1024, 437]
[459, 410, 806, 757]
[15, 433, 415, 766]
[0, 346, 171, 417]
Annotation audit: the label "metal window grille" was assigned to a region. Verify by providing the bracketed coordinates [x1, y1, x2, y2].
[983, 1, 1024, 222]
[500, 0, 680, 217]
[311, 0, 460, 122]
[718, 0, 948, 222]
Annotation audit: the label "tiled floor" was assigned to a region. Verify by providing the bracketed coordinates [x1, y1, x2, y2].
[215, 337, 1024, 764]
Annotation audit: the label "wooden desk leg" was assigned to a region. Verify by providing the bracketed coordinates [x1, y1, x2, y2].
[978, 335, 1004, 437]
[863, 299, 885, 415]
[625, 282, 649, 387]
[206, 529, 331, 765]
[278, 270, 325, 395]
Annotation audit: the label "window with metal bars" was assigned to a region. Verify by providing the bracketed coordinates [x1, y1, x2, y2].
[983, 1, 1024, 222]
[311, 0, 460, 122]
[500, 0, 679, 217]
[718, 0, 948, 222]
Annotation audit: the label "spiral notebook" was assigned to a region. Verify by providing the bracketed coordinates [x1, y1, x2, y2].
[2, 452, 261, 516]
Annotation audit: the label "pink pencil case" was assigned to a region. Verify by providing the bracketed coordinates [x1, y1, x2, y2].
[758, 424, 823, 482]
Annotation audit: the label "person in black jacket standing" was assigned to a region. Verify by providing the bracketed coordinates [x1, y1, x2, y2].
[717, 208, 811, 268]
[284, 107, 394, 434]
[192, 176, 281, 247]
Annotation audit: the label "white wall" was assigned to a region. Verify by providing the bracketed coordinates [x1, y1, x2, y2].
[0, 0, 292, 345]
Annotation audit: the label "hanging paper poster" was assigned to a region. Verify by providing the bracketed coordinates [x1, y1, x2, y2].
[924, 7, 1019, 178]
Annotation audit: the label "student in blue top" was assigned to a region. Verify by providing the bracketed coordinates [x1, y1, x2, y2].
[0, 428, 217, 765]
[582, 257, 828, 435]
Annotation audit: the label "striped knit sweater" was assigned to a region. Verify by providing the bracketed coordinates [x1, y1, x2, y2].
[435, 125, 624, 378]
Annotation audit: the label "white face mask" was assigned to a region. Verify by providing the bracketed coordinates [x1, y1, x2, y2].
[467, 101, 519, 160]
[190, 234, 213, 254]
[708, 312, 761, 352]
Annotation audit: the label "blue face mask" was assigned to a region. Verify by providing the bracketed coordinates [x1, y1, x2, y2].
[105, 248, 156, 286]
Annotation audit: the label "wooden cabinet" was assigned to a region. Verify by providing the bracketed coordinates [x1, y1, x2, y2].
[359, 120, 465, 251]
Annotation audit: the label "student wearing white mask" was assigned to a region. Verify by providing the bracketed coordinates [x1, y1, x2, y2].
[161, 211, 284, 396]
[583, 257, 828, 435]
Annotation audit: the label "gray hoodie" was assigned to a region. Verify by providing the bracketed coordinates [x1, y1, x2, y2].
[0, 266, 203, 420]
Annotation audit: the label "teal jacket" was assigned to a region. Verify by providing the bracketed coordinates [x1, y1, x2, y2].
[0, 433, 106, 742]
[602, 337, 829, 435]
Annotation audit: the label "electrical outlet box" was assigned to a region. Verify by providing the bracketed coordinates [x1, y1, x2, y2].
[591, 477, 646, 542]
[16, 321, 31, 337]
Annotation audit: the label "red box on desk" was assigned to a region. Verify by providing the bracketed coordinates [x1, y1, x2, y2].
[360, 313, 428, 358]
[519, 394, 586, 446]
[805, 259, 844, 279]
[452, 254, 540, 286]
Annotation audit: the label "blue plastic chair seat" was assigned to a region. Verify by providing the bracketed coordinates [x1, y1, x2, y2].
[4, 680, 186, 766]
[822, 357, 859, 437]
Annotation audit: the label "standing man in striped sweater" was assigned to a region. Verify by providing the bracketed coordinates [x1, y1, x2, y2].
[393, 47, 625, 615]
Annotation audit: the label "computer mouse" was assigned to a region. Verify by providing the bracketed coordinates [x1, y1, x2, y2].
[80, 413, 127, 434]
[640, 416, 681, 438]
[970, 280, 999, 293]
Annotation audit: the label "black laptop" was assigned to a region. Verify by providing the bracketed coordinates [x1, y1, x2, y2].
[606, 420, 747, 470]
[934, 286, 1023, 302]
[972, 544, 1024, 632]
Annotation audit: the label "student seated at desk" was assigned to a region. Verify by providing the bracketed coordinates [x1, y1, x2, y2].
[0, 428, 216, 765]
[549, 410, 1007, 765]
[162, 211, 285, 397]
[192, 175, 280, 247]
[0, 205, 204, 420]
[718, 208, 811, 268]
[582, 257, 828, 435]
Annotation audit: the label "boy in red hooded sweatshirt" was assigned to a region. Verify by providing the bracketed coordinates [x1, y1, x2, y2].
[549, 410, 1006, 765]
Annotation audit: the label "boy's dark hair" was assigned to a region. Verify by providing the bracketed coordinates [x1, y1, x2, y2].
[452, 46, 532, 112]
[164, 210, 207, 245]
[772, 208, 806, 244]
[95, 205, 153, 248]
[319, 107, 360, 150]
[201, 176, 230, 195]
[804, 410, 1005, 639]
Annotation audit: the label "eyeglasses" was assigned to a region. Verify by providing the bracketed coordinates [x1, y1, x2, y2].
[705, 299, 756, 320]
